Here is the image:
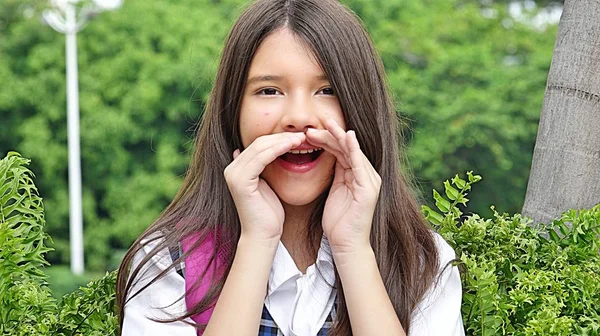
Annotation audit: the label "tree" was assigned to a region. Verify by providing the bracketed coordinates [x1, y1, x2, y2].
[0, 0, 243, 270]
[522, 0, 600, 224]
[1, 0, 557, 271]
[350, 0, 556, 216]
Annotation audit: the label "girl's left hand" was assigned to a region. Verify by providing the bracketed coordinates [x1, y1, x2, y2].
[306, 119, 382, 254]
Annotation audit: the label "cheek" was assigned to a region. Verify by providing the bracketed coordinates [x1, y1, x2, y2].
[239, 101, 281, 147]
[320, 100, 346, 130]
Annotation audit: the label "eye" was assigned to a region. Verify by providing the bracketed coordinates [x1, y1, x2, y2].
[257, 88, 282, 95]
[318, 87, 335, 95]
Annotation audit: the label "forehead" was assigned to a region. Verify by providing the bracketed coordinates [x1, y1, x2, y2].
[247, 28, 325, 78]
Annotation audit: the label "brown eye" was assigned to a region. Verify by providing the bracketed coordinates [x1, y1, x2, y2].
[319, 87, 335, 95]
[258, 88, 281, 95]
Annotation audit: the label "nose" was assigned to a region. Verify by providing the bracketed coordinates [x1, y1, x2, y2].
[280, 96, 320, 133]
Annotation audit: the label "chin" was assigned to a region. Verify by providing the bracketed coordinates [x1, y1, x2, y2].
[273, 181, 330, 206]
[265, 173, 331, 207]
[278, 191, 321, 206]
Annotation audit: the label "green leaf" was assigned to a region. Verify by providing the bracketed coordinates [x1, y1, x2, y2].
[467, 171, 482, 183]
[433, 190, 451, 213]
[444, 180, 460, 201]
[451, 174, 467, 189]
[422, 205, 444, 226]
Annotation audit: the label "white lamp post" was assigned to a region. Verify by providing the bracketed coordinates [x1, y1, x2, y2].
[43, 0, 123, 275]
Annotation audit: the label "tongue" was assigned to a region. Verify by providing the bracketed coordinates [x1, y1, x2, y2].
[281, 153, 314, 165]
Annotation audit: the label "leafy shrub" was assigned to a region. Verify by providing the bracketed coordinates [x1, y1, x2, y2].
[424, 172, 600, 336]
[52, 271, 117, 336]
[0, 151, 57, 335]
[2, 152, 599, 336]
[0, 152, 117, 336]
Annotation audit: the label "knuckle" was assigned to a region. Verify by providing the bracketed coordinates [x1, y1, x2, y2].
[223, 165, 233, 180]
[255, 134, 275, 147]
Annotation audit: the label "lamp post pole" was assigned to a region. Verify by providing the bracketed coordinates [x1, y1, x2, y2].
[44, 0, 122, 275]
[65, 2, 84, 276]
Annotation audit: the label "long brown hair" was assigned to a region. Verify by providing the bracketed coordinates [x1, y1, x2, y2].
[116, 0, 439, 334]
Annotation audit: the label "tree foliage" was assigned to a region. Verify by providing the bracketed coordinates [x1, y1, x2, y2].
[0, 0, 557, 271]
[0, 0, 244, 269]
[349, 0, 556, 217]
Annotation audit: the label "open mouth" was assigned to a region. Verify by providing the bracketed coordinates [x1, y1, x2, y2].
[279, 148, 323, 165]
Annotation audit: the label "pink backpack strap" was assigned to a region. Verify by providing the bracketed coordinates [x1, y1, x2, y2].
[181, 233, 226, 335]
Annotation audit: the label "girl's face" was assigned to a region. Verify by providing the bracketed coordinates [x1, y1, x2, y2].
[239, 28, 345, 207]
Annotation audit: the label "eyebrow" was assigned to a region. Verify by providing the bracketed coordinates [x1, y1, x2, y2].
[246, 74, 329, 86]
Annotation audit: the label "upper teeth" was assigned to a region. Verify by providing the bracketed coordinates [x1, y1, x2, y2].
[288, 148, 322, 154]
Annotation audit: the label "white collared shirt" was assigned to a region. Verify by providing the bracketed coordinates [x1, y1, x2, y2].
[265, 235, 337, 336]
[122, 232, 465, 336]
[121, 235, 196, 336]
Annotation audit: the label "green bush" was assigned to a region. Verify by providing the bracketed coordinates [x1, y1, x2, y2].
[2, 153, 599, 335]
[0, 152, 117, 336]
[425, 173, 600, 335]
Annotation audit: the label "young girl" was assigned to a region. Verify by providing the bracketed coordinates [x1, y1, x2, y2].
[117, 0, 465, 335]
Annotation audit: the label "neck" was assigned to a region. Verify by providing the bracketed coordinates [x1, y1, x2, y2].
[280, 201, 321, 274]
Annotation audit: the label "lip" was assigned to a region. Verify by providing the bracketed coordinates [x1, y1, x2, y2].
[276, 150, 323, 173]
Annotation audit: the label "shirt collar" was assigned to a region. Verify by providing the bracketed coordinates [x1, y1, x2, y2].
[267, 234, 334, 296]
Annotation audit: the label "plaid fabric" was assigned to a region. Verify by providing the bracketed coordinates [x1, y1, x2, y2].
[170, 243, 336, 335]
[168, 242, 186, 278]
[259, 303, 336, 336]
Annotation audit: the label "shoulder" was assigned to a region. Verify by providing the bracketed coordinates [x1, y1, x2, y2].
[134, 232, 176, 271]
[127, 232, 185, 296]
[430, 231, 457, 269]
[122, 232, 195, 334]
[426, 230, 460, 292]
[415, 230, 462, 308]
[409, 231, 465, 335]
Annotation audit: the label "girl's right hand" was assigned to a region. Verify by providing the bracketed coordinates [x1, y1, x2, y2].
[224, 132, 306, 246]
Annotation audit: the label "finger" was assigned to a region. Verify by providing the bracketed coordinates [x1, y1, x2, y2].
[306, 128, 350, 169]
[233, 149, 241, 160]
[228, 133, 304, 183]
[346, 132, 380, 186]
[346, 130, 371, 188]
[242, 139, 300, 180]
[324, 119, 350, 154]
[345, 131, 381, 193]
[332, 159, 347, 186]
[305, 128, 341, 152]
[236, 132, 305, 165]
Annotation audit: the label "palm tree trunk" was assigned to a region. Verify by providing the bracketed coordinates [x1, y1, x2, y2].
[522, 0, 600, 224]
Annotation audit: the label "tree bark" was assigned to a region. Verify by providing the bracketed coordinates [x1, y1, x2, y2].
[522, 0, 600, 224]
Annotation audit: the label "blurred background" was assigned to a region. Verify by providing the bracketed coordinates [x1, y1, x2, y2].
[0, 0, 562, 298]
